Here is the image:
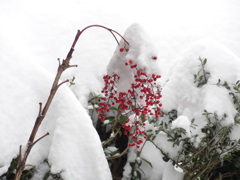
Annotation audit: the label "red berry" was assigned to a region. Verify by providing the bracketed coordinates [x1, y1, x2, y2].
[128, 60, 133, 64]
[120, 48, 124, 52]
[130, 64, 137, 69]
[152, 56, 157, 60]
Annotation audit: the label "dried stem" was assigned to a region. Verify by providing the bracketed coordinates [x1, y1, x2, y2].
[14, 25, 128, 180]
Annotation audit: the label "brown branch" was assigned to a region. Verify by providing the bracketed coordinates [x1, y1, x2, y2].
[69, 64, 78, 68]
[38, 103, 42, 116]
[214, 170, 240, 180]
[14, 30, 80, 180]
[57, 79, 69, 89]
[57, 58, 61, 66]
[107, 146, 129, 160]
[76, 25, 129, 47]
[17, 145, 22, 169]
[102, 111, 122, 147]
[102, 128, 120, 147]
[14, 25, 129, 180]
[32, 132, 50, 147]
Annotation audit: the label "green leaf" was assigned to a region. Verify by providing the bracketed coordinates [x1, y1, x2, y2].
[233, 87, 238, 91]
[147, 134, 154, 139]
[109, 106, 119, 111]
[118, 129, 122, 136]
[118, 115, 128, 124]
[138, 168, 146, 177]
[141, 158, 153, 168]
[203, 58, 207, 65]
[107, 116, 115, 120]
[130, 104, 136, 109]
[234, 159, 240, 168]
[135, 169, 142, 179]
[194, 74, 197, 79]
[147, 129, 153, 132]
[43, 171, 50, 180]
[191, 118, 195, 124]
[152, 135, 156, 141]
[69, 76, 76, 87]
[198, 69, 202, 75]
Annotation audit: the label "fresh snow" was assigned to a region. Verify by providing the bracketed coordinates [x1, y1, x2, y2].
[1, 0, 240, 179]
[107, 23, 161, 94]
[0, 41, 111, 179]
[172, 116, 191, 137]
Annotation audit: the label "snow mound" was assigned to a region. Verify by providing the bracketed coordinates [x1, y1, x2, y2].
[107, 24, 165, 180]
[172, 116, 191, 137]
[162, 39, 240, 126]
[0, 41, 111, 179]
[107, 23, 161, 93]
[153, 39, 240, 178]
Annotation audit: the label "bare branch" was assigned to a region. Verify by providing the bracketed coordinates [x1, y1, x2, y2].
[17, 145, 22, 166]
[32, 132, 50, 147]
[107, 146, 129, 160]
[14, 25, 128, 180]
[38, 102, 42, 116]
[57, 79, 69, 88]
[102, 128, 120, 147]
[69, 64, 78, 68]
[57, 58, 61, 66]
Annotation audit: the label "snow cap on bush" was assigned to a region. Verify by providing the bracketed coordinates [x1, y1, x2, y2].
[107, 23, 160, 93]
[162, 39, 240, 127]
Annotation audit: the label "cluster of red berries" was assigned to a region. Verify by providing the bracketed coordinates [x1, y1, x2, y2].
[122, 117, 147, 148]
[119, 47, 129, 52]
[97, 73, 120, 122]
[97, 48, 162, 148]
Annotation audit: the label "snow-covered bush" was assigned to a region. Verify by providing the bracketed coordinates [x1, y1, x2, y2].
[91, 26, 240, 180]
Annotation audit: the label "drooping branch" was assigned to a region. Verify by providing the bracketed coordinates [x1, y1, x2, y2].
[74, 25, 129, 47]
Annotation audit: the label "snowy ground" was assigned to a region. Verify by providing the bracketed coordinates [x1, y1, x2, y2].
[0, 0, 240, 179]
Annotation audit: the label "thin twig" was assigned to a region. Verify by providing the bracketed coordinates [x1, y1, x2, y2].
[69, 64, 78, 68]
[32, 132, 50, 147]
[102, 128, 120, 147]
[57, 79, 69, 88]
[38, 102, 42, 116]
[107, 146, 129, 160]
[17, 145, 22, 167]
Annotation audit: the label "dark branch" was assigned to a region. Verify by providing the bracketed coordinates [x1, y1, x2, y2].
[32, 132, 50, 147]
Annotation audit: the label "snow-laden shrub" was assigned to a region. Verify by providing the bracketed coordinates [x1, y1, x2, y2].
[90, 27, 240, 180]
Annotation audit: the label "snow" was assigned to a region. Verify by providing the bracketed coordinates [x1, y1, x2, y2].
[1, 0, 240, 179]
[0, 45, 111, 179]
[107, 23, 161, 93]
[139, 141, 166, 180]
[172, 116, 191, 137]
[48, 86, 111, 179]
[162, 162, 184, 180]
[161, 39, 240, 128]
